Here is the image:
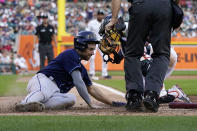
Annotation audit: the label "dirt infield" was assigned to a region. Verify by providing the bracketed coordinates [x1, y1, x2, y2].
[1, 87, 197, 116]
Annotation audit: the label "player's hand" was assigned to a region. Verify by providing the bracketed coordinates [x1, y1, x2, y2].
[105, 18, 117, 31]
[112, 101, 126, 107]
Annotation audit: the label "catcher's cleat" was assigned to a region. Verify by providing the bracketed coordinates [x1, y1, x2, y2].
[125, 90, 143, 112]
[89, 74, 99, 80]
[103, 75, 112, 79]
[143, 91, 159, 112]
[15, 102, 45, 112]
[168, 85, 192, 103]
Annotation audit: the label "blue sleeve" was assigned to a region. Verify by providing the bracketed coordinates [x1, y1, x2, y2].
[81, 65, 92, 87]
[62, 51, 81, 74]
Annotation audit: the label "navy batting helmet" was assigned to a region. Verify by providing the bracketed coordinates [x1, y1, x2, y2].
[74, 31, 99, 51]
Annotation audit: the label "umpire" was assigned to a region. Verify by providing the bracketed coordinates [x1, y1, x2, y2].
[35, 14, 57, 69]
[106, 0, 172, 112]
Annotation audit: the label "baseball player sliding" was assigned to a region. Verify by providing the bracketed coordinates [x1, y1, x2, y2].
[15, 31, 125, 112]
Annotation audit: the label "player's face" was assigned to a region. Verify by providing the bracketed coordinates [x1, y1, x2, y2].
[81, 43, 96, 61]
[97, 14, 104, 22]
[43, 18, 48, 24]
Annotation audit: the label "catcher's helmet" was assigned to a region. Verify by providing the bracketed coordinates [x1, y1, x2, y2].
[74, 31, 99, 51]
[98, 14, 126, 63]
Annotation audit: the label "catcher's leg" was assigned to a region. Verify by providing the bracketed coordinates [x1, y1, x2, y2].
[165, 47, 177, 79]
[89, 45, 97, 76]
[44, 93, 76, 110]
[98, 48, 109, 78]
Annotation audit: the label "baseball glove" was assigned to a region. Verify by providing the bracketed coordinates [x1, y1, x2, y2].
[99, 15, 126, 63]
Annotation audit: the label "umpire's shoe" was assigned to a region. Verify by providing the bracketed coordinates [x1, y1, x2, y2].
[125, 90, 143, 111]
[143, 91, 159, 112]
[15, 102, 45, 112]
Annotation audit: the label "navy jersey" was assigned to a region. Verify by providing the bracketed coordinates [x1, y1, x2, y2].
[38, 49, 92, 93]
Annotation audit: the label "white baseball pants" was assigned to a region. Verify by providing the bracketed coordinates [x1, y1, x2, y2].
[21, 73, 76, 109]
[89, 45, 108, 77]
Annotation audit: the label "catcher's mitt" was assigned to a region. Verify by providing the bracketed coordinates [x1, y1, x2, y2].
[99, 15, 126, 63]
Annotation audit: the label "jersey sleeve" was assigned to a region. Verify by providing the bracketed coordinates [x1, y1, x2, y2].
[62, 51, 81, 74]
[81, 65, 92, 87]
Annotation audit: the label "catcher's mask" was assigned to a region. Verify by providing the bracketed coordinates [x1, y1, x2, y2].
[99, 14, 126, 63]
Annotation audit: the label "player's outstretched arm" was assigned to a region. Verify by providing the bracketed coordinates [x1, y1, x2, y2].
[87, 85, 112, 105]
[71, 70, 92, 107]
[87, 85, 126, 107]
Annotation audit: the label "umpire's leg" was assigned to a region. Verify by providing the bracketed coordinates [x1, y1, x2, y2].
[39, 44, 47, 70]
[125, 0, 150, 93]
[124, 0, 151, 111]
[145, 0, 172, 94]
[46, 44, 54, 65]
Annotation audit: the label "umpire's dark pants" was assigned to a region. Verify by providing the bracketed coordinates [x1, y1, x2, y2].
[39, 43, 54, 69]
[124, 0, 172, 94]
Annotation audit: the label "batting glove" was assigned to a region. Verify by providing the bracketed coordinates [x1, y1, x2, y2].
[112, 101, 126, 107]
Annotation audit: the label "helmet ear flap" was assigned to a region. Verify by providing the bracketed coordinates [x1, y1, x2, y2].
[74, 38, 87, 51]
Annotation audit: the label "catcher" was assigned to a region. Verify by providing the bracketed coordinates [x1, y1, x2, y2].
[15, 31, 125, 112]
[98, 15, 191, 111]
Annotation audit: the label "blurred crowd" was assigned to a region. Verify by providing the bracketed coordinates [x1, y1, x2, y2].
[0, 0, 196, 73]
[172, 0, 197, 37]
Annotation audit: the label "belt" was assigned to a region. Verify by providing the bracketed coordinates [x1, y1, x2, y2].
[44, 74, 55, 81]
[38, 73, 55, 82]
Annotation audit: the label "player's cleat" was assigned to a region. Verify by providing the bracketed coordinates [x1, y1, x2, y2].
[168, 85, 192, 103]
[143, 91, 159, 112]
[62, 101, 75, 109]
[103, 75, 112, 79]
[15, 102, 45, 112]
[50, 101, 75, 110]
[125, 90, 143, 111]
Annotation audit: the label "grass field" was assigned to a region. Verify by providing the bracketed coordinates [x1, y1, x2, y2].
[0, 116, 197, 131]
[95, 71, 197, 95]
[96, 70, 197, 76]
[95, 79, 197, 95]
[0, 71, 197, 96]
[0, 71, 197, 131]
[0, 75, 27, 96]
